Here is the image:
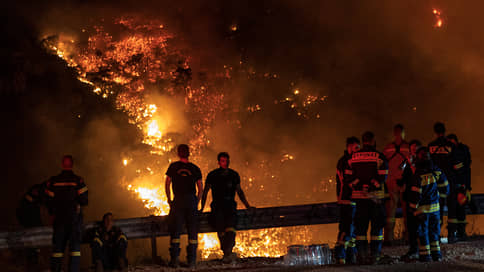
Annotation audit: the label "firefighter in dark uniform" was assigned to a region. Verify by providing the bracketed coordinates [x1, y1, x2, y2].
[407, 147, 449, 262]
[447, 133, 472, 241]
[334, 137, 360, 265]
[428, 122, 459, 242]
[347, 131, 388, 264]
[200, 152, 254, 263]
[45, 155, 88, 272]
[399, 140, 422, 261]
[16, 183, 46, 270]
[165, 144, 203, 268]
[91, 212, 128, 272]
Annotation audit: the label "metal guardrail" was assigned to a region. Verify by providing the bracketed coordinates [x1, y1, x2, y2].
[1, 194, 483, 253]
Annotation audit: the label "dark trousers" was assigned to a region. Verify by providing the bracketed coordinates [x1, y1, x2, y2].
[354, 199, 385, 262]
[406, 204, 419, 254]
[447, 187, 467, 237]
[417, 211, 441, 261]
[210, 201, 237, 256]
[169, 196, 199, 263]
[335, 204, 356, 264]
[51, 216, 82, 272]
[91, 240, 127, 269]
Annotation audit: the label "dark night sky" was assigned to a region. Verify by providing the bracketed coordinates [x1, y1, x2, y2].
[2, 0, 484, 228]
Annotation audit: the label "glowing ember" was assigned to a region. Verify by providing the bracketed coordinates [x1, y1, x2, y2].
[432, 8, 444, 28]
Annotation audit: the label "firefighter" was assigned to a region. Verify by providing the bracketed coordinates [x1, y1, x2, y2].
[200, 152, 255, 263]
[446, 133, 472, 241]
[334, 137, 360, 264]
[165, 144, 203, 268]
[347, 131, 388, 264]
[383, 124, 410, 245]
[407, 147, 449, 262]
[428, 122, 458, 242]
[45, 155, 88, 272]
[16, 183, 46, 271]
[91, 212, 128, 272]
[399, 139, 422, 261]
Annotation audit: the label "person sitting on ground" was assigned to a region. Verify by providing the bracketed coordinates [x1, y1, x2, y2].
[91, 212, 128, 272]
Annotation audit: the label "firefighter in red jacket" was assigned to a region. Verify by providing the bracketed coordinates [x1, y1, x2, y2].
[347, 131, 388, 264]
[382, 124, 410, 245]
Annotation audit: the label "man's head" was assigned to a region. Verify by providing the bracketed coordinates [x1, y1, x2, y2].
[362, 131, 376, 147]
[103, 212, 113, 230]
[346, 136, 361, 154]
[434, 122, 446, 137]
[393, 124, 405, 140]
[61, 155, 74, 170]
[416, 146, 431, 162]
[409, 139, 422, 156]
[217, 152, 230, 169]
[177, 144, 190, 159]
[447, 133, 458, 145]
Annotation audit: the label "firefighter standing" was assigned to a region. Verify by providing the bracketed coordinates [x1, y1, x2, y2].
[45, 155, 88, 272]
[446, 134, 472, 241]
[165, 144, 203, 268]
[91, 212, 128, 272]
[428, 122, 458, 242]
[16, 183, 46, 270]
[200, 152, 254, 263]
[347, 131, 388, 264]
[407, 147, 449, 262]
[334, 137, 360, 264]
[399, 139, 422, 261]
[383, 124, 410, 245]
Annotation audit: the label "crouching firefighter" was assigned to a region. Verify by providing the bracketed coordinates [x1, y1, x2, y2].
[200, 152, 255, 263]
[347, 132, 388, 264]
[407, 147, 449, 262]
[91, 212, 128, 272]
[334, 137, 360, 264]
[165, 144, 203, 268]
[45, 155, 88, 272]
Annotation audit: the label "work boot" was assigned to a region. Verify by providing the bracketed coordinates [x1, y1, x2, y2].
[457, 224, 468, 242]
[95, 260, 104, 272]
[400, 251, 418, 263]
[168, 257, 180, 268]
[222, 252, 237, 264]
[186, 244, 197, 268]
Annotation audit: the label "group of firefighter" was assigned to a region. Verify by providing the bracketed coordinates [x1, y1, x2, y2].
[16, 121, 472, 271]
[334, 122, 472, 265]
[16, 146, 254, 271]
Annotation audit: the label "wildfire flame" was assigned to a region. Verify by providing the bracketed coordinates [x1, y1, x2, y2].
[43, 16, 324, 260]
[432, 8, 444, 28]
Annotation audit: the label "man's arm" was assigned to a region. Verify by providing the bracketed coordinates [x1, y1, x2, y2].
[165, 176, 172, 204]
[196, 179, 203, 205]
[200, 183, 210, 212]
[236, 184, 253, 209]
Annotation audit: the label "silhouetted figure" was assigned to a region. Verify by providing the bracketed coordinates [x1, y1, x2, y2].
[45, 155, 88, 272]
[165, 144, 203, 268]
[91, 212, 127, 272]
[200, 152, 254, 263]
[334, 137, 360, 264]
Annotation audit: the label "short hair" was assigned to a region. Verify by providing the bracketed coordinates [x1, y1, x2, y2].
[217, 152, 230, 161]
[362, 131, 375, 144]
[416, 146, 429, 155]
[434, 122, 446, 134]
[447, 133, 458, 142]
[62, 155, 74, 168]
[393, 124, 404, 132]
[177, 144, 190, 158]
[102, 212, 113, 221]
[409, 139, 422, 148]
[346, 136, 360, 146]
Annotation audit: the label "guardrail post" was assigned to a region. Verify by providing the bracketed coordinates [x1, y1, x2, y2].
[150, 216, 158, 264]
